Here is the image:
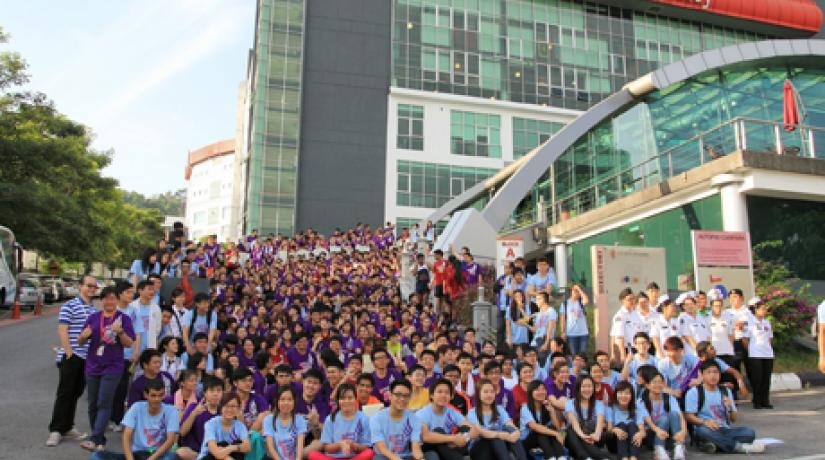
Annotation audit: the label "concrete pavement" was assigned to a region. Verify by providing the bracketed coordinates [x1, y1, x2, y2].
[1, 310, 824, 460]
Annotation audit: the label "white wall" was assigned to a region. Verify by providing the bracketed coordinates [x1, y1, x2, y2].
[384, 87, 580, 226]
[185, 153, 237, 242]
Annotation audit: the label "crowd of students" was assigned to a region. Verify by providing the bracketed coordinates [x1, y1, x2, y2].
[43, 222, 792, 460]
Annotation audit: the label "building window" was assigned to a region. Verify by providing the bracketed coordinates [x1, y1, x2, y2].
[193, 211, 206, 225]
[513, 117, 565, 158]
[397, 104, 424, 150]
[450, 110, 501, 158]
[396, 160, 497, 209]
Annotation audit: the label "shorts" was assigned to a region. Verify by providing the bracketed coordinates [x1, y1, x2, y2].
[434, 285, 444, 298]
[416, 281, 430, 294]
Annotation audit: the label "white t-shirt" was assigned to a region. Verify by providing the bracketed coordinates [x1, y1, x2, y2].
[651, 316, 681, 353]
[709, 311, 735, 356]
[636, 308, 660, 337]
[610, 307, 642, 349]
[818, 301, 825, 326]
[726, 307, 755, 340]
[747, 317, 774, 358]
[678, 313, 710, 355]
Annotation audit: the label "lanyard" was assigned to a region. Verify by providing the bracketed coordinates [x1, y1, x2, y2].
[101, 312, 115, 340]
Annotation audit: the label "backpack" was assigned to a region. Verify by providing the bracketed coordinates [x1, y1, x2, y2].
[695, 385, 731, 425]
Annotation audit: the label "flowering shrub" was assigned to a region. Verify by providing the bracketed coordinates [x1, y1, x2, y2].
[753, 240, 817, 347]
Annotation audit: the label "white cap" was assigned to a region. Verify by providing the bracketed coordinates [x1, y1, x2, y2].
[675, 291, 695, 306]
[657, 294, 670, 308]
[748, 296, 762, 307]
[706, 288, 723, 301]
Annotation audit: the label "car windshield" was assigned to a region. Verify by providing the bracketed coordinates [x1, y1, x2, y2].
[21, 279, 35, 288]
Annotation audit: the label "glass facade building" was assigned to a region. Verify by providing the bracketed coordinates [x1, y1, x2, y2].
[396, 159, 497, 209]
[245, 0, 305, 235]
[392, 0, 771, 111]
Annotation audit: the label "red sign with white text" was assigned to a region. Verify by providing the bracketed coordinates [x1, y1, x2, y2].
[692, 230, 751, 267]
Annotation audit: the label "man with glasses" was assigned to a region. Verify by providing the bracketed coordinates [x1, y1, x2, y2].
[370, 379, 427, 460]
[46, 275, 98, 447]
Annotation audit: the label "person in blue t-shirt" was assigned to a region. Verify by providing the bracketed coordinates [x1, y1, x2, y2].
[199, 392, 251, 459]
[312, 383, 373, 459]
[466, 379, 527, 460]
[526, 257, 556, 304]
[370, 379, 425, 460]
[604, 381, 646, 460]
[91, 378, 178, 460]
[639, 370, 687, 460]
[416, 378, 479, 460]
[263, 386, 307, 460]
[519, 380, 564, 459]
[182, 293, 218, 354]
[505, 290, 532, 347]
[685, 360, 765, 455]
[656, 337, 701, 401]
[563, 375, 610, 460]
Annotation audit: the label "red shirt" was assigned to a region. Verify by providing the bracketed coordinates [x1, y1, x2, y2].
[595, 382, 612, 406]
[433, 259, 447, 284]
[512, 383, 529, 417]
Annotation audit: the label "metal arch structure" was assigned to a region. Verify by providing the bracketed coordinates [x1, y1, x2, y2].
[425, 39, 825, 235]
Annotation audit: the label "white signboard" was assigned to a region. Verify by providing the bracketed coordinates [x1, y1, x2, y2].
[691, 230, 755, 301]
[591, 245, 667, 353]
[496, 237, 524, 277]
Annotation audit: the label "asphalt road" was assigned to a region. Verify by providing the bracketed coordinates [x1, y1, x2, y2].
[1, 307, 824, 460]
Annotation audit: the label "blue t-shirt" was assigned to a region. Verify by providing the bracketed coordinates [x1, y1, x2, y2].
[606, 405, 644, 426]
[198, 417, 248, 459]
[657, 354, 700, 392]
[559, 298, 588, 336]
[370, 408, 422, 457]
[564, 399, 605, 423]
[181, 352, 215, 373]
[467, 405, 511, 447]
[637, 395, 680, 427]
[319, 411, 371, 458]
[602, 370, 621, 390]
[685, 386, 736, 428]
[415, 404, 465, 434]
[263, 414, 307, 460]
[627, 355, 658, 382]
[118, 303, 144, 361]
[528, 271, 556, 296]
[519, 405, 552, 441]
[122, 401, 179, 452]
[129, 259, 160, 281]
[506, 305, 532, 345]
[181, 309, 218, 340]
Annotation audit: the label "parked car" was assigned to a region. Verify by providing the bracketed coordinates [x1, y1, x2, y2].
[60, 277, 79, 300]
[18, 278, 44, 309]
[19, 274, 59, 303]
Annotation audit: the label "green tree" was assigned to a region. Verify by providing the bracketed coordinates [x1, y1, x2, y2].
[0, 27, 161, 266]
[122, 189, 184, 216]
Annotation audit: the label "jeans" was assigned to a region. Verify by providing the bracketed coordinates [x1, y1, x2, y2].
[423, 428, 467, 460]
[48, 354, 86, 434]
[652, 411, 683, 447]
[373, 455, 415, 460]
[565, 429, 610, 460]
[87, 373, 121, 446]
[308, 451, 375, 460]
[90, 451, 177, 460]
[567, 335, 589, 355]
[694, 425, 755, 453]
[608, 421, 640, 458]
[522, 431, 564, 458]
[110, 361, 132, 424]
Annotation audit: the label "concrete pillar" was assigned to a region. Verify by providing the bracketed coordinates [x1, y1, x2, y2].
[712, 174, 749, 232]
[554, 242, 569, 290]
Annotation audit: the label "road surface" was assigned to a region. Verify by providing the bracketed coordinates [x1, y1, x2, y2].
[0, 305, 824, 460]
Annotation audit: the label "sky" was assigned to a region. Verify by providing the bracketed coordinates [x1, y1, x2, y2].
[0, 1, 255, 196]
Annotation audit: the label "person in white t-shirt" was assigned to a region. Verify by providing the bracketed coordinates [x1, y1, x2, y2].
[745, 298, 774, 409]
[635, 292, 660, 355]
[818, 300, 825, 374]
[651, 298, 680, 358]
[610, 288, 642, 363]
[677, 293, 710, 356]
[724, 289, 754, 378]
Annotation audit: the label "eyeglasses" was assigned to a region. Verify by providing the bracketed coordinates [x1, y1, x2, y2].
[391, 392, 411, 399]
[85, 284, 99, 289]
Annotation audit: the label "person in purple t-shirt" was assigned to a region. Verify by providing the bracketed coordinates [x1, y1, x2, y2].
[296, 369, 330, 456]
[77, 286, 136, 451]
[288, 333, 319, 377]
[371, 348, 401, 405]
[176, 376, 223, 460]
[233, 367, 269, 432]
[544, 360, 575, 416]
[462, 253, 482, 287]
[483, 360, 516, 419]
[127, 349, 176, 408]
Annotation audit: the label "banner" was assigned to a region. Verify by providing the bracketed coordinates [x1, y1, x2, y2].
[591, 246, 667, 352]
[496, 237, 524, 277]
[691, 230, 754, 301]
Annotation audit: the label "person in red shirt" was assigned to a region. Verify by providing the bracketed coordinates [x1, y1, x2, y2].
[512, 361, 535, 417]
[443, 255, 465, 322]
[431, 249, 447, 312]
[589, 362, 613, 406]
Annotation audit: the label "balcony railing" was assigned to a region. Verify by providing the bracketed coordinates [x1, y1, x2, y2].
[546, 117, 825, 226]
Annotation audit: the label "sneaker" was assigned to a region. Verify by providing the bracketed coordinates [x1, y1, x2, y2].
[45, 432, 61, 447]
[654, 445, 671, 460]
[699, 440, 717, 454]
[673, 443, 686, 460]
[745, 441, 766, 454]
[62, 428, 87, 440]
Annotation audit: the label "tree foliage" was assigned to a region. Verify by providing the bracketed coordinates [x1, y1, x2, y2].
[0, 27, 161, 266]
[122, 189, 184, 216]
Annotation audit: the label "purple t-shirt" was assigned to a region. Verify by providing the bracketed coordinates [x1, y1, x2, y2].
[287, 347, 318, 372]
[127, 371, 176, 408]
[241, 393, 269, 429]
[544, 377, 575, 401]
[84, 311, 135, 376]
[238, 352, 257, 371]
[495, 385, 516, 419]
[463, 262, 481, 285]
[371, 369, 401, 404]
[180, 403, 219, 450]
[295, 393, 331, 425]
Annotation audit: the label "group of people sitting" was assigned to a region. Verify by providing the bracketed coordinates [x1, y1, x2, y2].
[47, 223, 774, 460]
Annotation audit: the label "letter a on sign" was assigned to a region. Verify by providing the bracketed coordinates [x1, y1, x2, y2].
[505, 247, 515, 258]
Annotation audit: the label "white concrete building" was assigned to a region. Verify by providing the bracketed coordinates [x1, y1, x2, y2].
[184, 139, 238, 242]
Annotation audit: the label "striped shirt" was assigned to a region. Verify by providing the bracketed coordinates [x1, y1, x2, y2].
[56, 296, 96, 361]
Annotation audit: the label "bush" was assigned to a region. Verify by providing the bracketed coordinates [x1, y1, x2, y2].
[753, 240, 817, 347]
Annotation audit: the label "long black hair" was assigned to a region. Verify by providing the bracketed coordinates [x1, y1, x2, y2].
[272, 385, 298, 432]
[509, 289, 527, 325]
[641, 370, 668, 415]
[526, 379, 550, 425]
[330, 383, 357, 422]
[473, 378, 499, 428]
[141, 247, 158, 274]
[447, 255, 463, 285]
[611, 381, 636, 421]
[574, 375, 597, 423]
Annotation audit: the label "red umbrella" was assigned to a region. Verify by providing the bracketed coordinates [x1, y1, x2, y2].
[783, 80, 800, 132]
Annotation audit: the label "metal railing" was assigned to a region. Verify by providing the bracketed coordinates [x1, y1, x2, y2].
[546, 117, 825, 225]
